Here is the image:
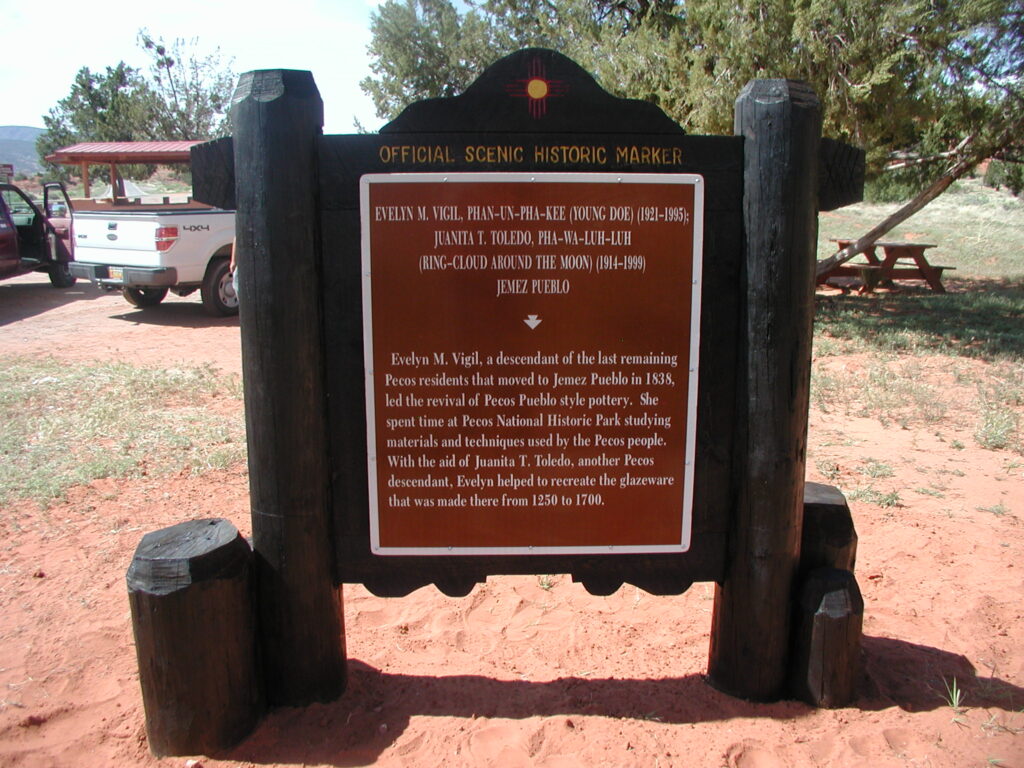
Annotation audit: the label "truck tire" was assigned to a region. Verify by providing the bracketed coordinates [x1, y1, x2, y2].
[123, 286, 169, 308]
[48, 262, 76, 288]
[47, 234, 76, 288]
[201, 258, 239, 317]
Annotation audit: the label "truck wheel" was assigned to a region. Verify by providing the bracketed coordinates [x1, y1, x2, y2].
[48, 262, 76, 288]
[201, 258, 239, 317]
[47, 234, 76, 288]
[123, 286, 168, 308]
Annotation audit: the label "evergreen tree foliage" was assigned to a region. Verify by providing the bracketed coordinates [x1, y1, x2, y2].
[36, 63, 159, 180]
[361, 0, 499, 119]
[361, 0, 598, 121]
[37, 32, 235, 177]
[361, 0, 1023, 187]
[983, 159, 1024, 196]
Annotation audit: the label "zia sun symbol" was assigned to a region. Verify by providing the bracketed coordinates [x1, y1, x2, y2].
[506, 58, 568, 119]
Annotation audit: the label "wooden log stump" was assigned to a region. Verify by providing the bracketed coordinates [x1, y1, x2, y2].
[790, 567, 864, 708]
[127, 519, 263, 757]
[801, 482, 857, 574]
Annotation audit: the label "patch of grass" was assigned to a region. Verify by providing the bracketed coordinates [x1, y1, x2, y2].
[812, 335, 842, 358]
[974, 399, 1020, 451]
[859, 458, 895, 478]
[989, 364, 1024, 407]
[815, 282, 1024, 361]
[812, 358, 961, 431]
[810, 368, 843, 411]
[942, 676, 967, 716]
[815, 459, 841, 481]
[977, 503, 1010, 517]
[813, 280, 1023, 449]
[858, 365, 906, 422]
[0, 356, 246, 506]
[846, 485, 902, 508]
[982, 713, 1024, 736]
[858, 362, 949, 427]
[878, 489, 902, 508]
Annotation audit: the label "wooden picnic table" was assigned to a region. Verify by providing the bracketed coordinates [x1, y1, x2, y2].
[819, 239, 955, 293]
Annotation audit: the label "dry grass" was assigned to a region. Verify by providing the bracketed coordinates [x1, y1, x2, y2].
[0, 356, 245, 506]
[818, 177, 1024, 279]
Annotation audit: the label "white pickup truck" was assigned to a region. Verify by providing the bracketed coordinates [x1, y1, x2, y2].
[70, 205, 237, 316]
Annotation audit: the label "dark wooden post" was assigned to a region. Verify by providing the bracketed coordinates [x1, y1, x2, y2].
[793, 485, 862, 706]
[790, 567, 864, 707]
[801, 482, 857, 575]
[708, 80, 821, 700]
[232, 69, 346, 705]
[127, 519, 262, 756]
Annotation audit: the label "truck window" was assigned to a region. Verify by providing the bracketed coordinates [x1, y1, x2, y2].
[46, 199, 68, 218]
[1, 188, 36, 227]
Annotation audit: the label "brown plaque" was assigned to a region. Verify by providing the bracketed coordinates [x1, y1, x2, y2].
[361, 173, 703, 555]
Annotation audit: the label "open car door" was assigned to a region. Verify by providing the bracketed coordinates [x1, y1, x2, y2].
[0, 184, 45, 263]
[43, 182, 74, 262]
[0, 190, 19, 278]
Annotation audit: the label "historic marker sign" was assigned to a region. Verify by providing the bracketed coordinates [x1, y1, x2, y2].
[193, 49, 863, 712]
[362, 173, 703, 554]
[312, 51, 742, 591]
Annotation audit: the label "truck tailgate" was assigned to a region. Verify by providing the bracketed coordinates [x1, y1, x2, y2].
[73, 212, 165, 266]
[72, 210, 234, 269]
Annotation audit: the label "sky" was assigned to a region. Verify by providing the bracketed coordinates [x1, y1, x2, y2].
[1, 0, 385, 134]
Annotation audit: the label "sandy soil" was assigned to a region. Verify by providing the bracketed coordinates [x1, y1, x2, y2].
[0, 272, 1021, 768]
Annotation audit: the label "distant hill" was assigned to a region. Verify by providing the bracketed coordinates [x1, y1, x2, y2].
[0, 126, 45, 176]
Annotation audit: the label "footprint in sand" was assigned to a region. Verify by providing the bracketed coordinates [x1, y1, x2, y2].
[468, 723, 531, 766]
[725, 741, 789, 768]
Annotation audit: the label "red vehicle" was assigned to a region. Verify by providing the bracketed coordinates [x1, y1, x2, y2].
[0, 182, 76, 287]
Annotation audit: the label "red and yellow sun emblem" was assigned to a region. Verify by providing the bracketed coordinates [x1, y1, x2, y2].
[506, 58, 567, 119]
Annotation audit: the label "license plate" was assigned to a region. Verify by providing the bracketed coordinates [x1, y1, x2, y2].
[108, 266, 123, 281]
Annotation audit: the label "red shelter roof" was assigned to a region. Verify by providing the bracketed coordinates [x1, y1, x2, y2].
[46, 141, 203, 165]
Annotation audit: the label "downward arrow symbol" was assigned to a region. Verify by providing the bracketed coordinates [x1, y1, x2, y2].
[524, 314, 542, 330]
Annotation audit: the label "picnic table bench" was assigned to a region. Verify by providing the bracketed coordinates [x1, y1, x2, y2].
[819, 239, 955, 293]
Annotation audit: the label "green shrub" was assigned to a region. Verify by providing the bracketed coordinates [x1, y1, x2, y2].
[983, 160, 1024, 197]
[864, 169, 923, 203]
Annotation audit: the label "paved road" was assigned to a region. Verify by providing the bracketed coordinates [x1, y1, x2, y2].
[93, 179, 147, 199]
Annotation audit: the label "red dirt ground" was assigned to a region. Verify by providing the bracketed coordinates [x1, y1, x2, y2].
[0, 272, 1021, 768]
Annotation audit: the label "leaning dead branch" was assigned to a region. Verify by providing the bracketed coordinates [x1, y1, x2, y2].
[815, 127, 1017, 279]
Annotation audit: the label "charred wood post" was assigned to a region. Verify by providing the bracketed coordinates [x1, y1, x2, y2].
[708, 80, 822, 700]
[232, 69, 346, 705]
[127, 519, 262, 756]
[793, 485, 862, 707]
[790, 567, 864, 707]
[801, 482, 857, 575]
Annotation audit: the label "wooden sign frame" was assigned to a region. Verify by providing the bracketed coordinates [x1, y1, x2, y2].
[214, 50, 861, 706]
[320, 132, 740, 596]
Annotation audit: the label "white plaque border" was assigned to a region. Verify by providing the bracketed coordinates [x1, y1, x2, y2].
[360, 172, 704, 556]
